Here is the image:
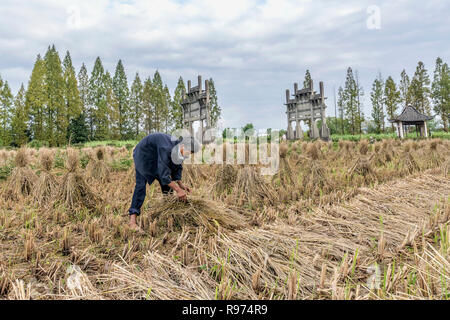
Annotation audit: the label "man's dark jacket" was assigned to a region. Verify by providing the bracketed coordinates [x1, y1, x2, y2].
[133, 133, 183, 186]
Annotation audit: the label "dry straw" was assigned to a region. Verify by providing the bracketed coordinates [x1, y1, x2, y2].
[5, 148, 37, 199]
[86, 147, 110, 183]
[33, 148, 58, 205]
[58, 148, 102, 213]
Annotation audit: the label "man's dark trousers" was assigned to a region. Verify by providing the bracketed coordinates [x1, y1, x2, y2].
[129, 169, 171, 216]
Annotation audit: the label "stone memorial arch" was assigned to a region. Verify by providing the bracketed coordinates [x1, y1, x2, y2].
[284, 79, 330, 141]
[181, 75, 213, 143]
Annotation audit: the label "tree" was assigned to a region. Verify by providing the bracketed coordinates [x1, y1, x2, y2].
[337, 86, 345, 134]
[343, 67, 360, 135]
[130, 73, 143, 138]
[354, 70, 365, 134]
[384, 76, 401, 131]
[151, 71, 165, 132]
[78, 63, 89, 114]
[26, 54, 46, 141]
[208, 78, 221, 127]
[171, 77, 185, 130]
[409, 61, 431, 115]
[142, 77, 154, 134]
[102, 71, 116, 140]
[0, 80, 13, 145]
[67, 113, 89, 144]
[399, 69, 412, 107]
[163, 85, 172, 132]
[44, 45, 66, 146]
[11, 84, 29, 146]
[63, 51, 82, 142]
[303, 70, 312, 89]
[88, 57, 106, 140]
[370, 73, 385, 133]
[432, 57, 450, 131]
[112, 60, 130, 139]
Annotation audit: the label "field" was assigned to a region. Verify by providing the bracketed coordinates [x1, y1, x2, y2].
[0, 138, 449, 300]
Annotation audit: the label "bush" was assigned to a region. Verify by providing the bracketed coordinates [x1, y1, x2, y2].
[27, 140, 49, 149]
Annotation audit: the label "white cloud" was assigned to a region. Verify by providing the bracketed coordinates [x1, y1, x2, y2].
[0, 0, 449, 130]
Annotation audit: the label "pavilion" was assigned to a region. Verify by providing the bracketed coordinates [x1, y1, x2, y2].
[389, 105, 434, 138]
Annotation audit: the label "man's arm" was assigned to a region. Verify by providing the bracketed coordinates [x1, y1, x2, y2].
[167, 181, 188, 202]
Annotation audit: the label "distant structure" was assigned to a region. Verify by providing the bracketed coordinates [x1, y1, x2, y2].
[284, 79, 330, 140]
[181, 75, 213, 142]
[389, 105, 434, 138]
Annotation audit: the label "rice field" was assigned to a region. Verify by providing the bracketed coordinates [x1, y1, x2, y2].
[0, 138, 449, 300]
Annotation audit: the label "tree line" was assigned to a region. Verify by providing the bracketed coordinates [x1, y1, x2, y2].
[331, 58, 449, 135]
[0, 45, 221, 147]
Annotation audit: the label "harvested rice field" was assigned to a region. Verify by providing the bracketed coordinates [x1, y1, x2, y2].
[0, 138, 449, 300]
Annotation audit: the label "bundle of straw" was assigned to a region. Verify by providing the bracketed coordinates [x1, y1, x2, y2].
[58, 148, 102, 212]
[5, 148, 37, 199]
[33, 149, 58, 205]
[86, 147, 110, 183]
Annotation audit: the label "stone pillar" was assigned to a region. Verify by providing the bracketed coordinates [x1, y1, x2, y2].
[295, 120, 302, 139]
[319, 81, 330, 141]
[310, 120, 320, 139]
[187, 80, 191, 92]
[287, 121, 293, 140]
[398, 121, 404, 138]
[198, 75, 202, 93]
[424, 121, 428, 138]
[294, 82, 298, 94]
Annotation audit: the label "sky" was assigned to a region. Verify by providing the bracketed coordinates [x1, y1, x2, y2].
[0, 0, 449, 131]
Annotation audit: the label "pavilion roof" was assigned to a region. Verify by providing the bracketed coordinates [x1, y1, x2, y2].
[389, 105, 433, 123]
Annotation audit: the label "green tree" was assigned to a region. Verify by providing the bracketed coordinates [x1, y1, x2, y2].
[0, 80, 13, 145]
[130, 72, 143, 138]
[432, 57, 450, 131]
[399, 69, 412, 107]
[151, 71, 165, 132]
[384, 76, 401, 131]
[78, 63, 89, 114]
[11, 84, 29, 146]
[142, 77, 154, 134]
[303, 70, 312, 89]
[171, 77, 185, 130]
[208, 78, 221, 127]
[409, 61, 431, 115]
[112, 60, 130, 139]
[101, 71, 115, 140]
[26, 54, 46, 141]
[343, 67, 360, 135]
[88, 57, 107, 140]
[337, 86, 346, 134]
[44, 45, 66, 146]
[370, 73, 385, 133]
[67, 113, 89, 144]
[63, 51, 82, 142]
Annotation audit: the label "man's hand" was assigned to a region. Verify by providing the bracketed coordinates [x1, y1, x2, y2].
[168, 181, 188, 202]
[177, 181, 191, 194]
[176, 189, 187, 202]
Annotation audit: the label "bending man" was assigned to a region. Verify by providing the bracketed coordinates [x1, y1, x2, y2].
[128, 132, 200, 231]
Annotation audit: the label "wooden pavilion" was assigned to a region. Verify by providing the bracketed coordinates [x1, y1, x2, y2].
[389, 106, 434, 138]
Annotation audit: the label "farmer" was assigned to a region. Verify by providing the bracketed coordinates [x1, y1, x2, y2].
[128, 132, 200, 231]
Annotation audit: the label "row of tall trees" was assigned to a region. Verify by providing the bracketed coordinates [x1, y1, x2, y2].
[331, 58, 449, 135]
[367, 58, 449, 134]
[0, 45, 221, 146]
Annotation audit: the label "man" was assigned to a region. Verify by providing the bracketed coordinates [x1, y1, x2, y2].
[128, 132, 200, 231]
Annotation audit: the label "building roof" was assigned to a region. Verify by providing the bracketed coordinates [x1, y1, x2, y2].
[389, 105, 434, 123]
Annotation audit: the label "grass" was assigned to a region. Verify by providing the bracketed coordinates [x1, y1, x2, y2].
[331, 131, 450, 142]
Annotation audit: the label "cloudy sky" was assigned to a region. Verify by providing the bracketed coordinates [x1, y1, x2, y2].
[0, 0, 449, 130]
